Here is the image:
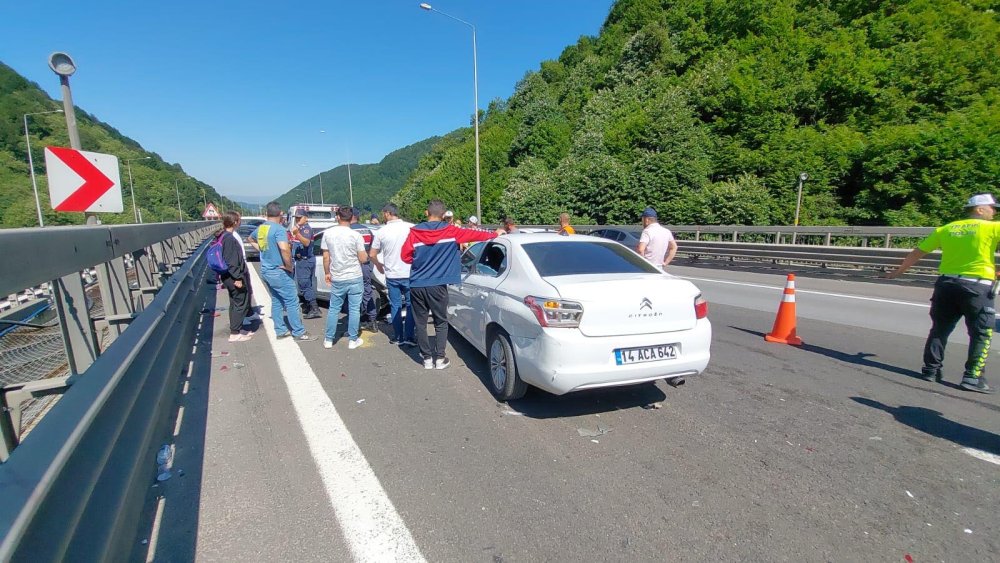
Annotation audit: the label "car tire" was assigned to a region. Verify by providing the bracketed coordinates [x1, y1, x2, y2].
[488, 330, 527, 401]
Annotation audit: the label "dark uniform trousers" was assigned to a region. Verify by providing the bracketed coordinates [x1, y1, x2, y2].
[923, 276, 995, 379]
[295, 256, 317, 309]
[360, 261, 376, 323]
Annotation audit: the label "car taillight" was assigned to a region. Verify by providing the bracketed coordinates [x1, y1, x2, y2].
[363, 234, 373, 245]
[694, 295, 708, 319]
[523, 296, 583, 328]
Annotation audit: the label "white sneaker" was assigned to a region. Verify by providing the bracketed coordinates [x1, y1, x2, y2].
[423, 358, 434, 369]
[435, 357, 451, 370]
[323, 339, 333, 349]
[348, 338, 364, 350]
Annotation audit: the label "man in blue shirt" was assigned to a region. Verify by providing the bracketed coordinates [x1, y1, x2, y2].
[290, 209, 321, 319]
[250, 202, 317, 341]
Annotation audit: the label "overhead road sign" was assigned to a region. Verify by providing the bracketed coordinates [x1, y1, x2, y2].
[44, 146, 122, 213]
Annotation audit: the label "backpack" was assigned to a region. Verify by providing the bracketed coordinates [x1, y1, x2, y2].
[207, 234, 229, 274]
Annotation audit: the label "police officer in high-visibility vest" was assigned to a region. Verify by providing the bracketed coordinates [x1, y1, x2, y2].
[887, 194, 1000, 394]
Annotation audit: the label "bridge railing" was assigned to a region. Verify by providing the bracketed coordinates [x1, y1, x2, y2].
[0, 221, 215, 560]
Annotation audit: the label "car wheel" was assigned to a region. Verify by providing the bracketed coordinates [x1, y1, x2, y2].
[488, 330, 527, 401]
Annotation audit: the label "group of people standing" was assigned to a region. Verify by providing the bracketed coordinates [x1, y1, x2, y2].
[214, 200, 502, 369]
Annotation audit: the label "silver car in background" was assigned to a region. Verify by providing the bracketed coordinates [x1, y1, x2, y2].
[451, 234, 711, 400]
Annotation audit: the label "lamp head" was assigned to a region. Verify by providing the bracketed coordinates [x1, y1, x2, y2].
[48, 52, 77, 77]
[799, 172, 809, 182]
[420, 3, 432, 10]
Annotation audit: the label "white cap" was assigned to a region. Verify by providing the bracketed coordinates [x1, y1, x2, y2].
[965, 194, 997, 207]
[443, 210, 454, 218]
[467, 215, 479, 224]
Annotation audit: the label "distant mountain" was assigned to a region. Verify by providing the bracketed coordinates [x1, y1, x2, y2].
[0, 61, 240, 228]
[275, 136, 441, 216]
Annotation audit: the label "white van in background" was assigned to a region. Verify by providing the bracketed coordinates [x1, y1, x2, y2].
[287, 203, 339, 230]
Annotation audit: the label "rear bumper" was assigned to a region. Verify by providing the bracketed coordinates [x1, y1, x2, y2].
[511, 319, 711, 395]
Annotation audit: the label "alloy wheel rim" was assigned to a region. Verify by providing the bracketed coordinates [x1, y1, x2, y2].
[490, 339, 507, 391]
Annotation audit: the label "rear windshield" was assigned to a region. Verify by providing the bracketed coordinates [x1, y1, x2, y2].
[305, 211, 333, 219]
[522, 241, 660, 276]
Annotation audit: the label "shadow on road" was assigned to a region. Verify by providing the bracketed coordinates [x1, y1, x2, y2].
[131, 281, 217, 561]
[448, 331, 667, 418]
[852, 397, 1000, 455]
[729, 326, 922, 379]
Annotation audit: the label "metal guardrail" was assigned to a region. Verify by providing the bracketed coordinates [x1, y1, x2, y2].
[0, 222, 215, 561]
[516, 224, 944, 272]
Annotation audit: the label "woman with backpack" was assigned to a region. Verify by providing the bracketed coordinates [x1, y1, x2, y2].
[211, 211, 254, 342]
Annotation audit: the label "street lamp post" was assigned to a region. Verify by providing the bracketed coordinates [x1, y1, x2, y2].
[48, 52, 97, 224]
[419, 2, 482, 222]
[123, 156, 151, 223]
[174, 178, 184, 222]
[347, 161, 354, 208]
[793, 172, 808, 244]
[23, 109, 64, 227]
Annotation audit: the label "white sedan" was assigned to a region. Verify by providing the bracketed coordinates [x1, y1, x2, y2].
[451, 233, 712, 400]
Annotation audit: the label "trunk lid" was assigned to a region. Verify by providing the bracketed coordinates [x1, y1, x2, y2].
[543, 273, 700, 337]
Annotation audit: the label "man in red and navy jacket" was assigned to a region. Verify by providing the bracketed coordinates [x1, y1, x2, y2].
[402, 199, 503, 370]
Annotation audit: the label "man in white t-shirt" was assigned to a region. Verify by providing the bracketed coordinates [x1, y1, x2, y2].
[637, 207, 677, 268]
[320, 206, 369, 350]
[370, 203, 416, 346]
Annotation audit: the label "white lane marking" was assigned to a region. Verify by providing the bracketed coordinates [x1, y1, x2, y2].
[248, 266, 425, 562]
[962, 447, 1000, 466]
[682, 276, 930, 308]
[144, 496, 167, 563]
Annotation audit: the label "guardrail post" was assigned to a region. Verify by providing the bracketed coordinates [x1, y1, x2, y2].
[52, 272, 100, 375]
[732, 230, 738, 242]
[825, 232, 832, 246]
[96, 256, 135, 340]
[159, 239, 177, 273]
[132, 247, 157, 310]
[775, 231, 781, 244]
[694, 230, 700, 241]
[884, 234, 891, 248]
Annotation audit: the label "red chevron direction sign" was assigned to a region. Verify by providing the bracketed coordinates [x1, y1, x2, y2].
[44, 146, 123, 213]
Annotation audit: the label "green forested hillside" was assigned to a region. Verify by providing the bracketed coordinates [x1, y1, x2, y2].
[276, 136, 442, 215]
[395, 0, 1000, 226]
[0, 62, 239, 228]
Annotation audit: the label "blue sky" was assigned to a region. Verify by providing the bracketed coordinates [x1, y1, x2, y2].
[1, 0, 613, 201]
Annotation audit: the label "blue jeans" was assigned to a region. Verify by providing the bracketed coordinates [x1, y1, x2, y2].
[325, 277, 363, 341]
[261, 268, 306, 337]
[386, 277, 414, 342]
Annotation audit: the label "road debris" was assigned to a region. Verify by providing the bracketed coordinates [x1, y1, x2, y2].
[219, 365, 229, 372]
[501, 410, 524, 416]
[869, 436, 882, 441]
[904, 554, 913, 563]
[590, 439, 599, 444]
[964, 528, 973, 534]
[905, 490, 914, 498]
[578, 424, 610, 437]
[211, 351, 230, 357]
[356, 399, 366, 404]
[233, 362, 245, 369]
[642, 402, 663, 410]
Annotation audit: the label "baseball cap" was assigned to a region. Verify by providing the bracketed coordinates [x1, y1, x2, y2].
[293, 208, 306, 217]
[965, 194, 998, 208]
[444, 210, 454, 218]
[640, 207, 658, 218]
[467, 215, 479, 224]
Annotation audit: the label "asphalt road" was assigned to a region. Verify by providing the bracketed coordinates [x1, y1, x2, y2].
[148, 263, 1000, 562]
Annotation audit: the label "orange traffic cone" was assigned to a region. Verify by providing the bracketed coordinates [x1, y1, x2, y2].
[765, 273, 803, 345]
